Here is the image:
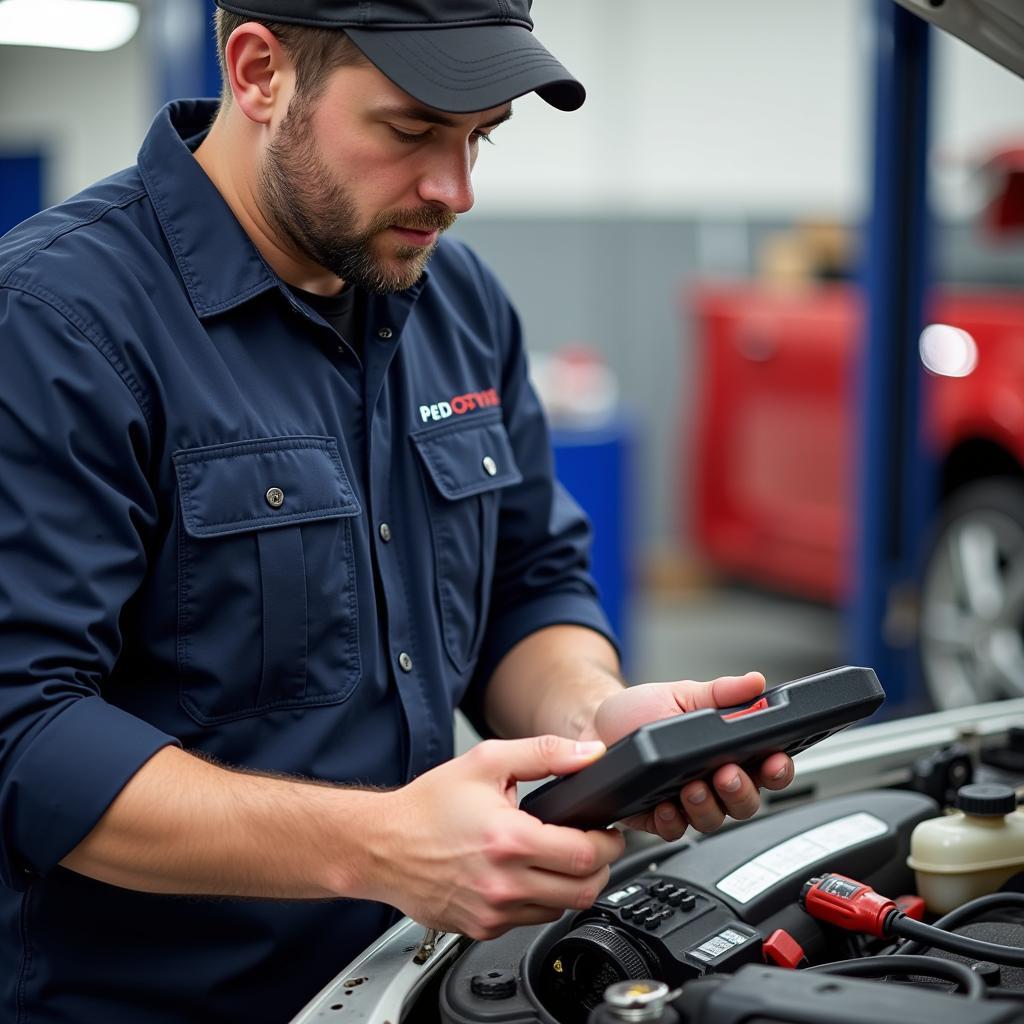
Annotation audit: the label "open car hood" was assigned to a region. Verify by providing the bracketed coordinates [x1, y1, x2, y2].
[895, 0, 1024, 78]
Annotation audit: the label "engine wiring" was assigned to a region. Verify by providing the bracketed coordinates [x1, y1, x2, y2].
[802, 876, 1024, 969]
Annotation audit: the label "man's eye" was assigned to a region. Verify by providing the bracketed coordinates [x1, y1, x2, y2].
[390, 126, 428, 144]
[472, 130, 496, 146]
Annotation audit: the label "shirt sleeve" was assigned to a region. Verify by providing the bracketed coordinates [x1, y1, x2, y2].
[0, 284, 179, 891]
[459, 257, 619, 736]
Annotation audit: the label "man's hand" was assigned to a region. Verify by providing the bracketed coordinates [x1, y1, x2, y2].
[363, 736, 626, 941]
[581, 672, 794, 841]
[60, 738, 622, 930]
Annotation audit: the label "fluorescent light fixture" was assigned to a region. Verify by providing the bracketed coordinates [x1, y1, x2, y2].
[919, 323, 979, 378]
[0, 0, 139, 52]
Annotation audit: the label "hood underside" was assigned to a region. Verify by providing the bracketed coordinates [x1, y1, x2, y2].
[894, 0, 1024, 78]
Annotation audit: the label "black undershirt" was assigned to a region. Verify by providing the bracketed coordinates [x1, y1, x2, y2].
[293, 284, 364, 360]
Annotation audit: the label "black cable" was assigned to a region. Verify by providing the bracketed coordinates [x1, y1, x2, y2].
[892, 914, 1024, 967]
[805, 954, 986, 999]
[931, 893, 1024, 932]
[895, 893, 1024, 956]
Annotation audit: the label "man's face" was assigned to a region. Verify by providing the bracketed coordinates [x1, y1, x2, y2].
[258, 62, 512, 293]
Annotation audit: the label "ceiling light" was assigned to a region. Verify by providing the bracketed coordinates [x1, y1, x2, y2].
[0, 0, 139, 52]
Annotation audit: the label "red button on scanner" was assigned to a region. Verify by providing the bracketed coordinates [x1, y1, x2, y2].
[722, 697, 770, 721]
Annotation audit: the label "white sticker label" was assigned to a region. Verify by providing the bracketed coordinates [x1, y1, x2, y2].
[690, 926, 752, 962]
[715, 812, 888, 905]
[606, 883, 643, 905]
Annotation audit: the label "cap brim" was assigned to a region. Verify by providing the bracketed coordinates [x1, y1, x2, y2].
[346, 24, 585, 114]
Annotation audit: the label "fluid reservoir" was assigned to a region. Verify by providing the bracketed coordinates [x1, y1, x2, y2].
[907, 783, 1024, 914]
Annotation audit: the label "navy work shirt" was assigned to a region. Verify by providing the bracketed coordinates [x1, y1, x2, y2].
[0, 100, 612, 1023]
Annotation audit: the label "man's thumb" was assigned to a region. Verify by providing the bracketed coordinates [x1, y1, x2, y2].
[502, 734, 606, 782]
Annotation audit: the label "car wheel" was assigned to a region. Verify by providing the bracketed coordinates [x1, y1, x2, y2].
[919, 476, 1024, 708]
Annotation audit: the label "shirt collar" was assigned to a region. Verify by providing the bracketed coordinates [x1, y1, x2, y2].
[137, 100, 279, 319]
[136, 99, 431, 323]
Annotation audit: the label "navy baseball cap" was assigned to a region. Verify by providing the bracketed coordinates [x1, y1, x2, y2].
[214, 1, 585, 113]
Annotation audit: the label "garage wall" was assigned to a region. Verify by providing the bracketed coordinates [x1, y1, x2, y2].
[5, 2, 1022, 214]
[472, 0, 867, 217]
[2, 0, 1024, 553]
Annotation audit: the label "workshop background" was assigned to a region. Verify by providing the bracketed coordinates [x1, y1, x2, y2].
[3, 0, 1024, 733]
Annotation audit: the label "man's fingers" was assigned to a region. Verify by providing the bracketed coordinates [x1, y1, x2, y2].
[757, 752, 794, 791]
[680, 780, 726, 833]
[520, 862, 614, 911]
[474, 735, 606, 784]
[710, 764, 760, 821]
[586, 827, 627, 868]
[651, 801, 689, 842]
[622, 803, 688, 841]
[709, 672, 766, 710]
[672, 672, 766, 713]
[525, 822, 625, 877]
[618, 809, 658, 835]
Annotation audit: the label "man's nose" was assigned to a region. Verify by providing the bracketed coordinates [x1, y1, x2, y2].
[417, 148, 475, 215]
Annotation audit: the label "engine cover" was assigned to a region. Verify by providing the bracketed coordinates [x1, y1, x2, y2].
[440, 790, 937, 1024]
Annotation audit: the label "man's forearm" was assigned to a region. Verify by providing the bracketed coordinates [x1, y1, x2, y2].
[59, 735, 628, 942]
[60, 746, 382, 899]
[482, 625, 625, 740]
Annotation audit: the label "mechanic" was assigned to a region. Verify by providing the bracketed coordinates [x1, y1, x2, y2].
[0, 3, 794, 1021]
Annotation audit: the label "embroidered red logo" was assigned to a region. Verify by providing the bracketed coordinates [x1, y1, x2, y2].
[419, 388, 500, 423]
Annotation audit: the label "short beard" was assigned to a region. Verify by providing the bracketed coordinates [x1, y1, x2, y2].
[258, 98, 456, 293]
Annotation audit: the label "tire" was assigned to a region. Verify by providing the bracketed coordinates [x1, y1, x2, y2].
[919, 476, 1024, 709]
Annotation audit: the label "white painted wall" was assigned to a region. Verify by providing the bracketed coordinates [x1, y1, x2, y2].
[473, 0, 1024, 217]
[0, 1, 1022, 216]
[474, 0, 870, 216]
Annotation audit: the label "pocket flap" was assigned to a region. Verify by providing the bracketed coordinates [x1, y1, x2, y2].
[411, 412, 523, 500]
[173, 436, 361, 538]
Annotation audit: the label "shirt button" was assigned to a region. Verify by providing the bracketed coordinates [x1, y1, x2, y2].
[265, 487, 285, 508]
[379, 522, 392, 543]
[482, 456, 497, 477]
[398, 651, 413, 673]
[377, 327, 394, 340]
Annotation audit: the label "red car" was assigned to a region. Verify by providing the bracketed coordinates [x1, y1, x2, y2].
[688, 282, 1024, 709]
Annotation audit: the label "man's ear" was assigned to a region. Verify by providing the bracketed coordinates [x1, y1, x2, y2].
[223, 22, 293, 126]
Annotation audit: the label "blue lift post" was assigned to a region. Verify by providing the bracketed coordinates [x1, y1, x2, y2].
[849, 0, 938, 713]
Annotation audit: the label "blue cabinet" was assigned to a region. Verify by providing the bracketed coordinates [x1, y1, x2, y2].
[0, 152, 43, 236]
[552, 417, 635, 670]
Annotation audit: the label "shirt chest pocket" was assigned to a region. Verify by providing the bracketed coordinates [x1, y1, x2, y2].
[411, 412, 523, 673]
[173, 437, 362, 725]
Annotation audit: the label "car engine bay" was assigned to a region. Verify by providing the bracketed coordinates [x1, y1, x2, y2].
[291, 694, 1024, 1024]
